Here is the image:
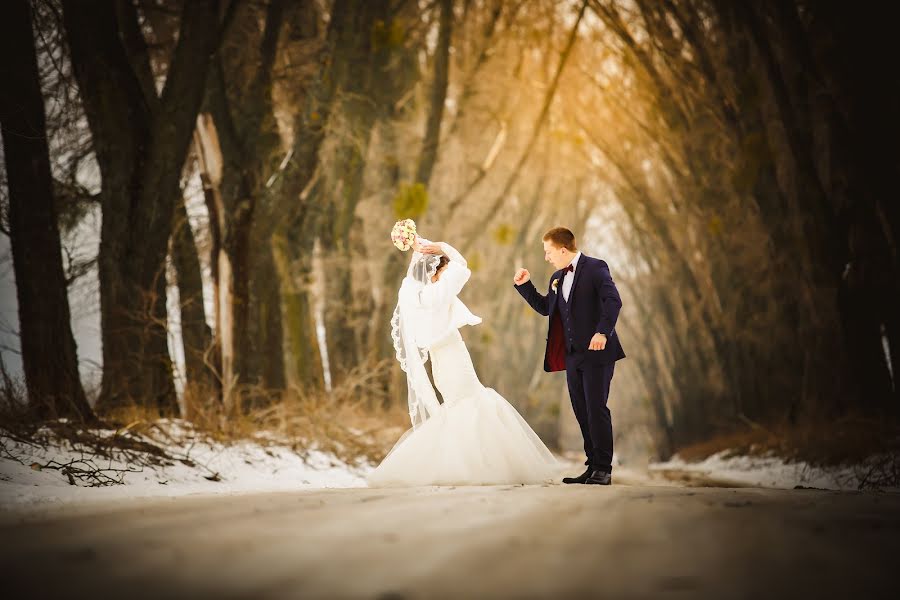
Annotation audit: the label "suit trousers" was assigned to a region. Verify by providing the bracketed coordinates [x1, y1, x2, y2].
[565, 354, 615, 473]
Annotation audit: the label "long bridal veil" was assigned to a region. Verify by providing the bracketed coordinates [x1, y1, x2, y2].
[390, 243, 442, 428]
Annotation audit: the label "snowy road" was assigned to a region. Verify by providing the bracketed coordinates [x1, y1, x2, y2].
[2, 483, 898, 599]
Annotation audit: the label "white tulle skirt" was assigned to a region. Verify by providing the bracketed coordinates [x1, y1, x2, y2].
[368, 331, 560, 487]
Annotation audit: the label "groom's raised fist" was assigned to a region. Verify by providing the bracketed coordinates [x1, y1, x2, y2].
[514, 268, 530, 286]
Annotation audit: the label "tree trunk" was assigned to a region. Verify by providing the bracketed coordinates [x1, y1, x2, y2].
[251, 243, 286, 390]
[0, 0, 94, 423]
[319, 0, 389, 384]
[360, 0, 430, 384]
[171, 196, 218, 402]
[272, 233, 324, 390]
[62, 0, 222, 416]
[414, 0, 454, 187]
[193, 119, 226, 405]
[271, 0, 383, 390]
[199, 0, 289, 402]
[365, 8, 421, 388]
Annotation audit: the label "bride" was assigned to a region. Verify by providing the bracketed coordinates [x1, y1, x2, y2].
[367, 220, 559, 487]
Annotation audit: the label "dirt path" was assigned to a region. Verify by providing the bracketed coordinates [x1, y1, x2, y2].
[1, 482, 898, 599]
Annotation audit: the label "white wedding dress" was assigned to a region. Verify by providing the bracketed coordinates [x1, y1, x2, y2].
[367, 242, 559, 487]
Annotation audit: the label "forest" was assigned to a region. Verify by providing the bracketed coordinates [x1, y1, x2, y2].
[1, 0, 898, 467]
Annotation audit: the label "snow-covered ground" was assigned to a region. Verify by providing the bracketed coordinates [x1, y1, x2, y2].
[649, 450, 891, 491]
[4, 417, 896, 512]
[0, 420, 370, 509]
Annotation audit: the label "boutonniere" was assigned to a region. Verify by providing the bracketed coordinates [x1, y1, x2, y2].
[551, 278, 559, 293]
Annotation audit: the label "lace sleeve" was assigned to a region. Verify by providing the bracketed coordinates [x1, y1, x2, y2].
[438, 242, 467, 268]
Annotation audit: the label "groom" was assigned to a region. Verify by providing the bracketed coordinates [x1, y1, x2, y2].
[513, 227, 625, 485]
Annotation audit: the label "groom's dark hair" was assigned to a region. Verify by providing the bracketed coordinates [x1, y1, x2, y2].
[543, 227, 577, 252]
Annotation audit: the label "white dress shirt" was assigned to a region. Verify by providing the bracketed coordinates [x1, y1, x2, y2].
[562, 251, 581, 302]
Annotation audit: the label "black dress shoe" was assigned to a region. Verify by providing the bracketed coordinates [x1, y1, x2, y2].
[562, 466, 593, 484]
[585, 470, 611, 485]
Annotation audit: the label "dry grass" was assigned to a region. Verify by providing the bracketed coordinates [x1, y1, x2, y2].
[173, 361, 410, 466]
[674, 415, 900, 468]
[0, 356, 29, 427]
[2, 358, 410, 478]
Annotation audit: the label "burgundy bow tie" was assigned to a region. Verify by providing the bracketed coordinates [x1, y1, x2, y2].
[564, 265, 574, 273]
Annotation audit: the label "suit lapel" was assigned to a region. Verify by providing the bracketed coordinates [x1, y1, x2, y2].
[550, 269, 562, 312]
[567, 254, 588, 310]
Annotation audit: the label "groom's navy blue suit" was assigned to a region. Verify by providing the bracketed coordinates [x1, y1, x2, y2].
[515, 254, 625, 473]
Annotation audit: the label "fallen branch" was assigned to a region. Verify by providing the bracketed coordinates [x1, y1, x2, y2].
[31, 453, 143, 487]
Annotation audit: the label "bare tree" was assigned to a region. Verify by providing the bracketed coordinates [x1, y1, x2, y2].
[195, 0, 291, 407]
[0, 0, 94, 422]
[61, 0, 225, 416]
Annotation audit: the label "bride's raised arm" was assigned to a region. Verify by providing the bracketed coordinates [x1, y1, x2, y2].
[437, 242, 467, 268]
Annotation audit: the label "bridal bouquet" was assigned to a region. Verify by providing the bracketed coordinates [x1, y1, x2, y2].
[391, 218, 418, 251]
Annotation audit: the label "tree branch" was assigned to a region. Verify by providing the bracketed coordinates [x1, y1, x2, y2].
[458, 0, 589, 253]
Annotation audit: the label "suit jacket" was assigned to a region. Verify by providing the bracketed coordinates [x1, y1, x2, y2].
[514, 254, 626, 372]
